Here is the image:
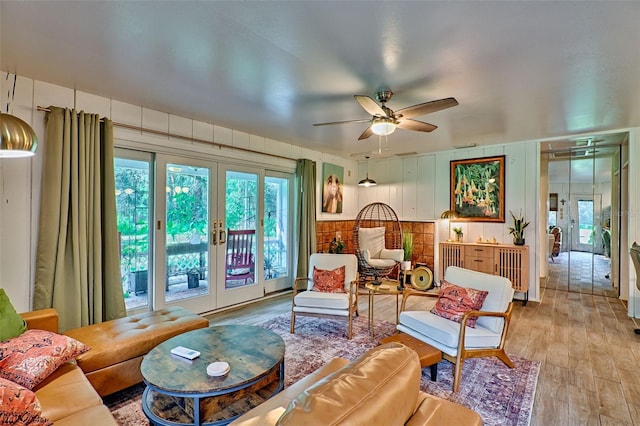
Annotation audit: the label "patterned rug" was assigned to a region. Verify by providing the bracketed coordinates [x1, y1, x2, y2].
[105, 314, 539, 426]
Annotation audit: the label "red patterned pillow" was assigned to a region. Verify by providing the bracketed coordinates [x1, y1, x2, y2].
[311, 266, 346, 293]
[0, 377, 51, 425]
[0, 329, 89, 389]
[430, 280, 489, 328]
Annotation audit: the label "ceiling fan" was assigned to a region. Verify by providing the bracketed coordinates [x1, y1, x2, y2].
[313, 90, 458, 140]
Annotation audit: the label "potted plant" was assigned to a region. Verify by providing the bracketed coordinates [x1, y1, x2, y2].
[453, 226, 463, 242]
[402, 231, 413, 270]
[508, 210, 530, 245]
[328, 237, 345, 254]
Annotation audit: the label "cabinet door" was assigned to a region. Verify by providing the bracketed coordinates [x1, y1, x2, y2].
[440, 243, 463, 276]
[495, 246, 528, 292]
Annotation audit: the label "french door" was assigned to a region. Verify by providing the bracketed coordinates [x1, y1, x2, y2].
[216, 165, 264, 308]
[155, 155, 217, 313]
[116, 149, 293, 314]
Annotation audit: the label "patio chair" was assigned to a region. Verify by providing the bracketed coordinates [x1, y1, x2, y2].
[226, 229, 255, 285]
[291, 253, 359, 339]
[397, 266, 515, 392]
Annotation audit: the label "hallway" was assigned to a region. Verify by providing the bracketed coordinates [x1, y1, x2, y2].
[546, 250, 617, 298]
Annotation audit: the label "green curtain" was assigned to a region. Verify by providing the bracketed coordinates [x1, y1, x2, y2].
[34, 107, 125, 332]
[295, 159, 317, 279]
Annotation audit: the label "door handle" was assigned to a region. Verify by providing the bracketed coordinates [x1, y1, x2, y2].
[219, 228, 227, 244]
[211, 221, 218, 245]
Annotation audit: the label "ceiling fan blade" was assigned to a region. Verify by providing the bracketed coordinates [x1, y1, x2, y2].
[396, 119, 437, 133]
[354, 95, 386, 117]
[395, 97, 458, 119]
[313, 118, 371, 127]
[357, 126, 374, 140]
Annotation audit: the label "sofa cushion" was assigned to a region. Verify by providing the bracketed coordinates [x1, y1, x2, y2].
[0, 377, 50, 425]
[0, 329, 89, 389]
[63, 306, 208, 375]
[34, 362, 104, 423]
[0, 288, 27, 341]
[358, 227, 386, 259]
[398, 311, 501, 356]
[277, 343, 420, 425]
[311, 266, 346, 293]
[431, 280, 488, 328]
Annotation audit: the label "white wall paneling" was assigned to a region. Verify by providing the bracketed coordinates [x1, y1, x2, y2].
[416, 155, 436, 219]
[401, 157, 418, 219]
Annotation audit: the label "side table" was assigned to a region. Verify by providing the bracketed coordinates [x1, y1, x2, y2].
[365, 279, 403, 336]
[380, 333, 442, 381]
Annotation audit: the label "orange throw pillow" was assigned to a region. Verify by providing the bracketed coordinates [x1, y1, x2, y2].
[430, 280, 488, 328]
[311, 266, 346, 293]
[0, 377, 51, 425]
[0, 329, 89, 389]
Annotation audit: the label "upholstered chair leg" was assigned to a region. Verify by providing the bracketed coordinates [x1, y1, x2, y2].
[347, 313, 353, 339]
[290, 311, 296, 334]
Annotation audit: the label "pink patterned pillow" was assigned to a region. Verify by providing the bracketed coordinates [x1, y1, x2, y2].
[0, 329, 89, 389]
[430, 280, 489, 328]
[0, 377, 51, 425]
[311, 266, 346, 293]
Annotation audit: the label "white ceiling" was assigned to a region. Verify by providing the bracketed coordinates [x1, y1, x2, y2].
[1, 1, 639, 159]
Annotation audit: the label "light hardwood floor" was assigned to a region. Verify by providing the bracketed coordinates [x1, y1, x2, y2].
[205, 285, 640, 425]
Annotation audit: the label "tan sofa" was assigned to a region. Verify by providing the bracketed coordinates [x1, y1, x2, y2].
[20, 309, 117, 425]
[231, 342, 482, 426]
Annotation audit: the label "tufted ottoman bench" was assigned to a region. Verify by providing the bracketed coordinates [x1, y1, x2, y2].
[64, 306, 209, 396]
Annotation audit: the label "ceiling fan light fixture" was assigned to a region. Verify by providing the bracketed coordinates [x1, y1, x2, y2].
[370, 117, 396, 136]
[0, 112, 38, 157]
[358, 173, 377, 187]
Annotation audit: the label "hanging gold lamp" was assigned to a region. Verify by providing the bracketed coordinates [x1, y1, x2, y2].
[0, 112, 38, 157]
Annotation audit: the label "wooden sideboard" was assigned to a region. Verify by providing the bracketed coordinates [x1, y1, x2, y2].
[439, 241, 529, 304]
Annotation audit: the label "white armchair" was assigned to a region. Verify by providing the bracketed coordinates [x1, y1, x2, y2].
[397, 266, 515, 391]
[290, 254, 359, 339]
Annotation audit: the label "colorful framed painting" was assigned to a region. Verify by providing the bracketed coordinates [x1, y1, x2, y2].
[321, 163, 344, 213]
[450, 155, 505, 222]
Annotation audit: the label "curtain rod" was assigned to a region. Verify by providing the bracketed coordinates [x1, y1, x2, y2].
[36, 106, 296, 161]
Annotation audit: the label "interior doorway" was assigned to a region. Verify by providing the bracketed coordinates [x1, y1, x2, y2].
[541, 133, 628, 297]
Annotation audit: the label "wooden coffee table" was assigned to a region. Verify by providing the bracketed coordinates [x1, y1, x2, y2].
[141, 325, 285, 425]
[380, 333, 442, 381]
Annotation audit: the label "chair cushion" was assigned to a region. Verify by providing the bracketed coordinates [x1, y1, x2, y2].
[398, 311, 501, 356]
[0, 377, 49, 425]
[443, 267, 514, 333]
[358, 227, 386, 259]
[311, 266, 346, 293]
[380, 248, 404, 262]
[0, 330, 89, 390]
[430, 280, 488, 328]
[0, 289, 27, 341]
[294, 291, 350, 310]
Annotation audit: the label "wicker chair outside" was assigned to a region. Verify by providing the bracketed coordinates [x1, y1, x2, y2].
[353, 202, 402, 281]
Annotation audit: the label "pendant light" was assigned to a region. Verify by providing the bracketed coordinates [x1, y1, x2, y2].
[0, 74, 38, 158]
[359, 155, 377, 187]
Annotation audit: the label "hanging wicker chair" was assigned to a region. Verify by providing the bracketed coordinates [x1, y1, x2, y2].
[353, 202, 403, 281]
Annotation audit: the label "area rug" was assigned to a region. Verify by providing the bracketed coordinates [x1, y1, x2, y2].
[105, 314, 539, 426]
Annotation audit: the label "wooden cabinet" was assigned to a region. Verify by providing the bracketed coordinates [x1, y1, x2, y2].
[439, 242, 529, 303]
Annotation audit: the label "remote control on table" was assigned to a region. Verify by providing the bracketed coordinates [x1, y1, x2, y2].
[170, 346, 201, 360]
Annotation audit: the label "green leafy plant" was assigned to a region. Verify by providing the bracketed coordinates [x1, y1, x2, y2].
[508, 210, 530, 240]
[453, 226, 463, 236]
[402, 231, 414, 262]
[328, 237, 345, 254]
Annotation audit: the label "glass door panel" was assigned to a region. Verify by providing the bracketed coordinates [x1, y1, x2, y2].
[114, 152, 153, 312]
[218, 166, 263, 307]
[156, 156, 217, 313]
[264, 174, 292, 292]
